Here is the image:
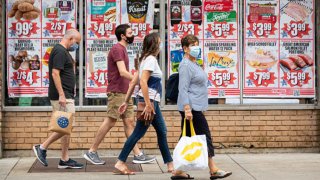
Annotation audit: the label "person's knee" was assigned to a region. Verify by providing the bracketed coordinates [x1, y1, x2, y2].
[104, 117, 116, 126]
[124, 118, 135, 128]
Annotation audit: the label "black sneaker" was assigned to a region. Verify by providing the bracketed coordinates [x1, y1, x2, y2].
[132, 152, 156, 164]
[58, 158, 84, 169]
[33, 145, 48, 166]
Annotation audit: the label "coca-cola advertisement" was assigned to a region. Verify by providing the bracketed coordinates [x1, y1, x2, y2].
[204, 0, 233, 12]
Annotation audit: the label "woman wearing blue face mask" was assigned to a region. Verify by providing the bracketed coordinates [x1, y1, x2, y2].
[171, 35, 232, 180]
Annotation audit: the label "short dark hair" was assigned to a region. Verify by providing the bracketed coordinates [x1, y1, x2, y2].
[115, 24, 131, 41]
[181, 34, 199, 48]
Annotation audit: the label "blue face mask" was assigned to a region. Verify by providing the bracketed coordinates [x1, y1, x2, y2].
[68, 43, 79, 52]
[189, 46, 201, 58]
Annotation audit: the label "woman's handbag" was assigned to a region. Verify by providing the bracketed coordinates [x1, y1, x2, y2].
[48, 107, 73, 135]
[136, 101, 155, 125]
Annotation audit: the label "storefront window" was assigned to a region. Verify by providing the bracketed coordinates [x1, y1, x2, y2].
[2, 0, 317, 108]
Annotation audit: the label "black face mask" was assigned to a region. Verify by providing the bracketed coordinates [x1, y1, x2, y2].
[125, 35, 134, 44]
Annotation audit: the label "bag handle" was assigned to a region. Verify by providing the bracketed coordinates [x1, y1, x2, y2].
[182, 118, 196, 137]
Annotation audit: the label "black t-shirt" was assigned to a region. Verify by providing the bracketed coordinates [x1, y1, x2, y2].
[48, 44, 76, 100]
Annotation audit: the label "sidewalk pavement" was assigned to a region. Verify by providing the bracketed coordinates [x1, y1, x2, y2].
[1, 153, 320, 180]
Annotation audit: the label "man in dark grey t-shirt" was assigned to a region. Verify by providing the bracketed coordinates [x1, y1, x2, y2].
[33, 29, 83, 169]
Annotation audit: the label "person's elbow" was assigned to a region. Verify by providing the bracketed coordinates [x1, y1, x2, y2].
[52, 70, 60, 78]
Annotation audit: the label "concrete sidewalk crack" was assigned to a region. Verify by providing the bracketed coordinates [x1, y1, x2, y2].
[4, 158, 20, 180]
[226, 154, 257, 180]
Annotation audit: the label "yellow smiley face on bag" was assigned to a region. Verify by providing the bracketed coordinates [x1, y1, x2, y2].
[180, 142, 203, 162]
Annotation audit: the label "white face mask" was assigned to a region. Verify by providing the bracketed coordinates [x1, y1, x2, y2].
[189, 46, 201, 58]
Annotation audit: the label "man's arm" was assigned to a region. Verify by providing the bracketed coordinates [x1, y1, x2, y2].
[52, 68, 66, 107]
[116, 61, 134, 80]
[124, 72, 139, 103]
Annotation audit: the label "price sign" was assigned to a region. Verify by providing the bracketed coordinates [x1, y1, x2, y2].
[247, 70, 276, 87]
[253, 71, 270, 85]
[89, 70, 108, 87]
[129, 23, 152, 38]
[16, 22, 33, 36]
[90, 22, 116, 38]
[282, 21, 311, 38]
[208, 70, 236, 87]
[10, 21, 39, 37]
[12, 70, 40, 86]
[44, 20, 74, 37]
[178, 23, 195, 34]
[283, 70, 311, 87]
[172, 22, 200, 38]
[207, 22, 235, 38]
[252, 23, 272, 37]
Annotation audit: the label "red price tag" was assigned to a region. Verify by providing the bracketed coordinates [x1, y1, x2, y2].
[89, 22, 116, 38]
[44, 20, 73, 37]
[248, 22, 277, 38]
[12, 70, 40, 86]
[282, 20, 311, 38]
[10, 20, 39, 37]
[130, 23, 152, 38]
[89, 70, 108, 87]
[283, 70, 311, 87]
[247, 69, 277, 87]
[208, 70, 236, 87]
[207, 22, 235, 38]
[173, 22, 200, 38]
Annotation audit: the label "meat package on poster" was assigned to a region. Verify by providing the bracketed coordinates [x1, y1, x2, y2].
[279, 40, 313, 89]
[245, 0, 279, 39]
[42, 0, 76, 38]
[280, 0, 314, 39]
[7, 39, 42, 91]
[7, 0, 41, 38]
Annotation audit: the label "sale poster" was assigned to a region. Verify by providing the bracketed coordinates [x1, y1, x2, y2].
[168, 0, 204, 75]
[244, 0, 315, 97]
[6, 0, 77, 97]
[168, 0, 240, 98]
[85, 0, 154, 98]
[204, 0, 240, 98]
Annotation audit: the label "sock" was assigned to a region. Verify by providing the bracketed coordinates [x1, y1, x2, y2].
[39, 145, 46, 150]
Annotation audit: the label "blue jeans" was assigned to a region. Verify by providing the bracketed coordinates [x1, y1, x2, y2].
[118, 100, 173, 164]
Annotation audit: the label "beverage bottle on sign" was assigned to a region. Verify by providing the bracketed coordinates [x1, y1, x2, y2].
[191, 0, 202, 25]
[127, 0, 148, 23]
[170, 0, 182, 26]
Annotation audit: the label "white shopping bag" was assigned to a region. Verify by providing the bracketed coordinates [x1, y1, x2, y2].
[173, 118, 208, 171]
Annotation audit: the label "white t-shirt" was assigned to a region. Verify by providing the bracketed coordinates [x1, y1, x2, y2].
[136, 55, 162, 102]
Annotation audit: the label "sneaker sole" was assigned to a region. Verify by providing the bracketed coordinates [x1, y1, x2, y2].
[32, 146, 47, 167]
[58, 165, 83, 169]
[132, 158, 156, 164]
[83, 153, 105, 165]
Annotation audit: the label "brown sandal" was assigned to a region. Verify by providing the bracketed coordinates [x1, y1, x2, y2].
[113, 168, 135, 175]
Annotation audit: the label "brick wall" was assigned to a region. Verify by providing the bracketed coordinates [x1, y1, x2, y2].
[2, 110, 320, 151]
